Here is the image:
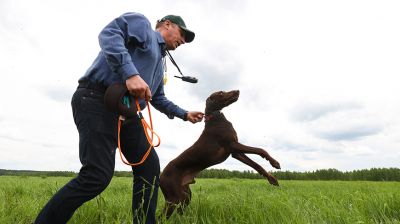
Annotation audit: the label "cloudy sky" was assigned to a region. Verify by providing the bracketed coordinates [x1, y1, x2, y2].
[1, 0, 399, 173]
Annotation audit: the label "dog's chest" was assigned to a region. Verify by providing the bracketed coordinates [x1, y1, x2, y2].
[218, 125, 238, 143]
[210, 146, 231, 164]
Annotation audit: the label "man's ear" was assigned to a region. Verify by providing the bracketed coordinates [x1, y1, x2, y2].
[164, 20, 171, 29]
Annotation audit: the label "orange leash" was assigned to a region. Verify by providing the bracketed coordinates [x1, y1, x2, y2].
[117, 99, 161, 166]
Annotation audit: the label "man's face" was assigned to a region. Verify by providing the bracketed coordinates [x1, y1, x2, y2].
[162, 21, 186, 50]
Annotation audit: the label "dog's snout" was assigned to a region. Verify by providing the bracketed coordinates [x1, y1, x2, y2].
[231, 90, 240, 97]
[228, 90, 239, 95]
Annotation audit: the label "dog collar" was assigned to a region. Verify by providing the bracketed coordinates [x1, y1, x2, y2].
[204, 111, 222, 122]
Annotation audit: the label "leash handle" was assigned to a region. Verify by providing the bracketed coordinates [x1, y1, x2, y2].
[117, 99, 161, 167]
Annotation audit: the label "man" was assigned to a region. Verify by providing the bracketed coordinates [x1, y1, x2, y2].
[35, 12, 204, 224]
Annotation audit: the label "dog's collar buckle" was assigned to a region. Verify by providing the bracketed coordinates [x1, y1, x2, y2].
[204, 111, 221, 122]
[204, 115, 213, 122]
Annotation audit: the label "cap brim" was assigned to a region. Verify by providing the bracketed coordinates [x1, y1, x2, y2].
[180, 27, 195, 43]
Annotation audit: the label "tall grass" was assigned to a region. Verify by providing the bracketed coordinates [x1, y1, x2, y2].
[0, 176, 399, 223]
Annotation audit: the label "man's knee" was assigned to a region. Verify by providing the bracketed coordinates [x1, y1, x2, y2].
[76, 168, 113, 194]
[132, 151, 160, 176]
[91, 175, 112, 194]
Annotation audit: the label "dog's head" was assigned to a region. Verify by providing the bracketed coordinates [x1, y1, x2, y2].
[205, 90, 240, 113]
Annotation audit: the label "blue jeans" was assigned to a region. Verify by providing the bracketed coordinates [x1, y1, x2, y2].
[35, 86, 160, 224]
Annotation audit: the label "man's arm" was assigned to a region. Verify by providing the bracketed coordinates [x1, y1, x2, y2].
[186, 111, 204, 123]
[98, 12, 152, 100]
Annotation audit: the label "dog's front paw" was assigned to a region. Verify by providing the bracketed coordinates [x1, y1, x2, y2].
[267, 175, 279, 186]
[270, 159, 281, 169]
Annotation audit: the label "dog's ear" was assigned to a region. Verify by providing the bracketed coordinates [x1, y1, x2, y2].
[205, 97, 215, 112]
[206, 91, 226, 113]
[206, 91, 221, 105]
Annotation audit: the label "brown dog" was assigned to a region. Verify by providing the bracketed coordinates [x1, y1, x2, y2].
[159, 90, 281, 218]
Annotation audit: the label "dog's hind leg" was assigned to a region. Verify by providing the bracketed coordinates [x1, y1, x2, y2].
[164, 193, 190, 217]
[162, 201, 177, 219]
[182, 184, 192, 204]
[232, 153, 279, 186]
[230, 142, 281, 169]
[160, 177, 181, 219]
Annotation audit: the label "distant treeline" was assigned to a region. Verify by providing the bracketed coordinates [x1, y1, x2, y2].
[0, 169, 76, 177]
[1, 168, 399, 181]
[197, 168, 400, 181]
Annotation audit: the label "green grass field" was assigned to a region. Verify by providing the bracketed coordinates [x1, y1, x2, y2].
[1, 176, 399, 224]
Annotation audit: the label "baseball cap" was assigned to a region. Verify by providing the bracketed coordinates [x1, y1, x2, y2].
[159, 15, 195, 43]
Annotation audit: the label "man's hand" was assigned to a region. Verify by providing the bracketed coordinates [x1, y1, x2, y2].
[186, 111, 204, 123]
[126, 75, 152, 101]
